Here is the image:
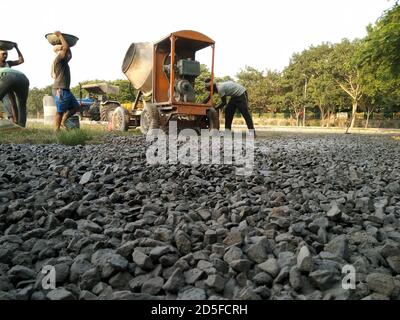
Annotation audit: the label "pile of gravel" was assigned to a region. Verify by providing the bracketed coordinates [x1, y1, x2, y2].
[0, 133, 399, 300]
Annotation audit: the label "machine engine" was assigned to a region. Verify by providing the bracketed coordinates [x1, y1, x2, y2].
[164, 57, 201, 103]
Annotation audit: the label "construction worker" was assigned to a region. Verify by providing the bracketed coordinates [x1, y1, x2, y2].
[0, 43, 24, 122]
[51, 31, 80, 131]
[0, 68, 29, 127]
[204, 78, 255, 134]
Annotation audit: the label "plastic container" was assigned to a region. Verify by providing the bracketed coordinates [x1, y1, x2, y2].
[43, 95, 57, 126]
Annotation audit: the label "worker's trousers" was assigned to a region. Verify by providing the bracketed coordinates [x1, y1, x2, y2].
[0, 71, 29, 127]
[224, 91, 255, 130]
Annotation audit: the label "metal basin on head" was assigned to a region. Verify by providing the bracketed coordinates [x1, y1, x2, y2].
[0, 40, 15, 51]
[122, 42, 153, 95]
[45, 33, 79, 47]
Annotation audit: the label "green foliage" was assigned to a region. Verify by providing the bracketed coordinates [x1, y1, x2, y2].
[235, 67, 285, 116]
[70, 79, 103, 98]
[237, 66, 268, 114]
[27, 86, 52, 117]
[355, 3, 400, 115]
[110, 79, 137, 103]
[56, 129, 92, 146]
[358, 2, 400, 76]
[70, 79, 136, 103]
[324, 40, 363, 127]
[194, 64, 233, 105]
[0, 124, 56, 144]
[194, 64, 212, 103]
[0, 123, 141, 145]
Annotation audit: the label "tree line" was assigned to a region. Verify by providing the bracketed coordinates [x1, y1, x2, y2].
[26, 80, 136, 118]
[26, 3, 399, 128]
[232, 2, 400, 128]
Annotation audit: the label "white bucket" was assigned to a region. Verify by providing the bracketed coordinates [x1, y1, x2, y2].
[43, 95, 57, 126]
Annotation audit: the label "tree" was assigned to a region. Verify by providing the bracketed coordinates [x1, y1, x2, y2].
[110, 79, 137, 103]
[358, 2, 400, 77]
[194, 64, 232, 106]
[70, 80, 103, 98]
[283, 46, 324, 126]
[283, 91, 303, 126]
[27, 86, 52, 117]
[356, 2, 400, 125]
[236, 66, 270, 115]
[282, 54, 310, 125]
[263, 70, 285, 115]
[236, 67, 285, 116]
[329, 39, 363, 128]
[358, 63, 385, 128]
[194, 64, 212, 103]
[70, 79, 136, 103]
[300, 43, 347, 127]
[309, 76, 339, 127]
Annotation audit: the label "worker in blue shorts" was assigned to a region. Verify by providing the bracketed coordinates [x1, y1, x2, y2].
[51, 31, 79, 131]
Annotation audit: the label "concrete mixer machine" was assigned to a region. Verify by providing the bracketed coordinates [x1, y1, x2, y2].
[120, 30, 219, 133]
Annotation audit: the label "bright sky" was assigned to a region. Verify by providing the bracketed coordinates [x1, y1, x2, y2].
[2, 0, 395, 88]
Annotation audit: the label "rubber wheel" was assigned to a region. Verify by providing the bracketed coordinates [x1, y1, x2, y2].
[140, 103, 160, 134]
[111, 107, 129, 131]
[207, 107, 220, 130]
[100, 103, 119, 121]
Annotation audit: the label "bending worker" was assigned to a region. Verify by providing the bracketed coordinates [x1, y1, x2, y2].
[203, 78, 255, 134]
[0, 43, 25, 122]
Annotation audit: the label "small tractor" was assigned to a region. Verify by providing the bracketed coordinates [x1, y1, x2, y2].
[77, 82, 122, 122]
[116, 30, 219, 133]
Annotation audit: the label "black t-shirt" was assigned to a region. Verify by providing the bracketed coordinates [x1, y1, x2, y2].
[52, 54, 71, 89]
